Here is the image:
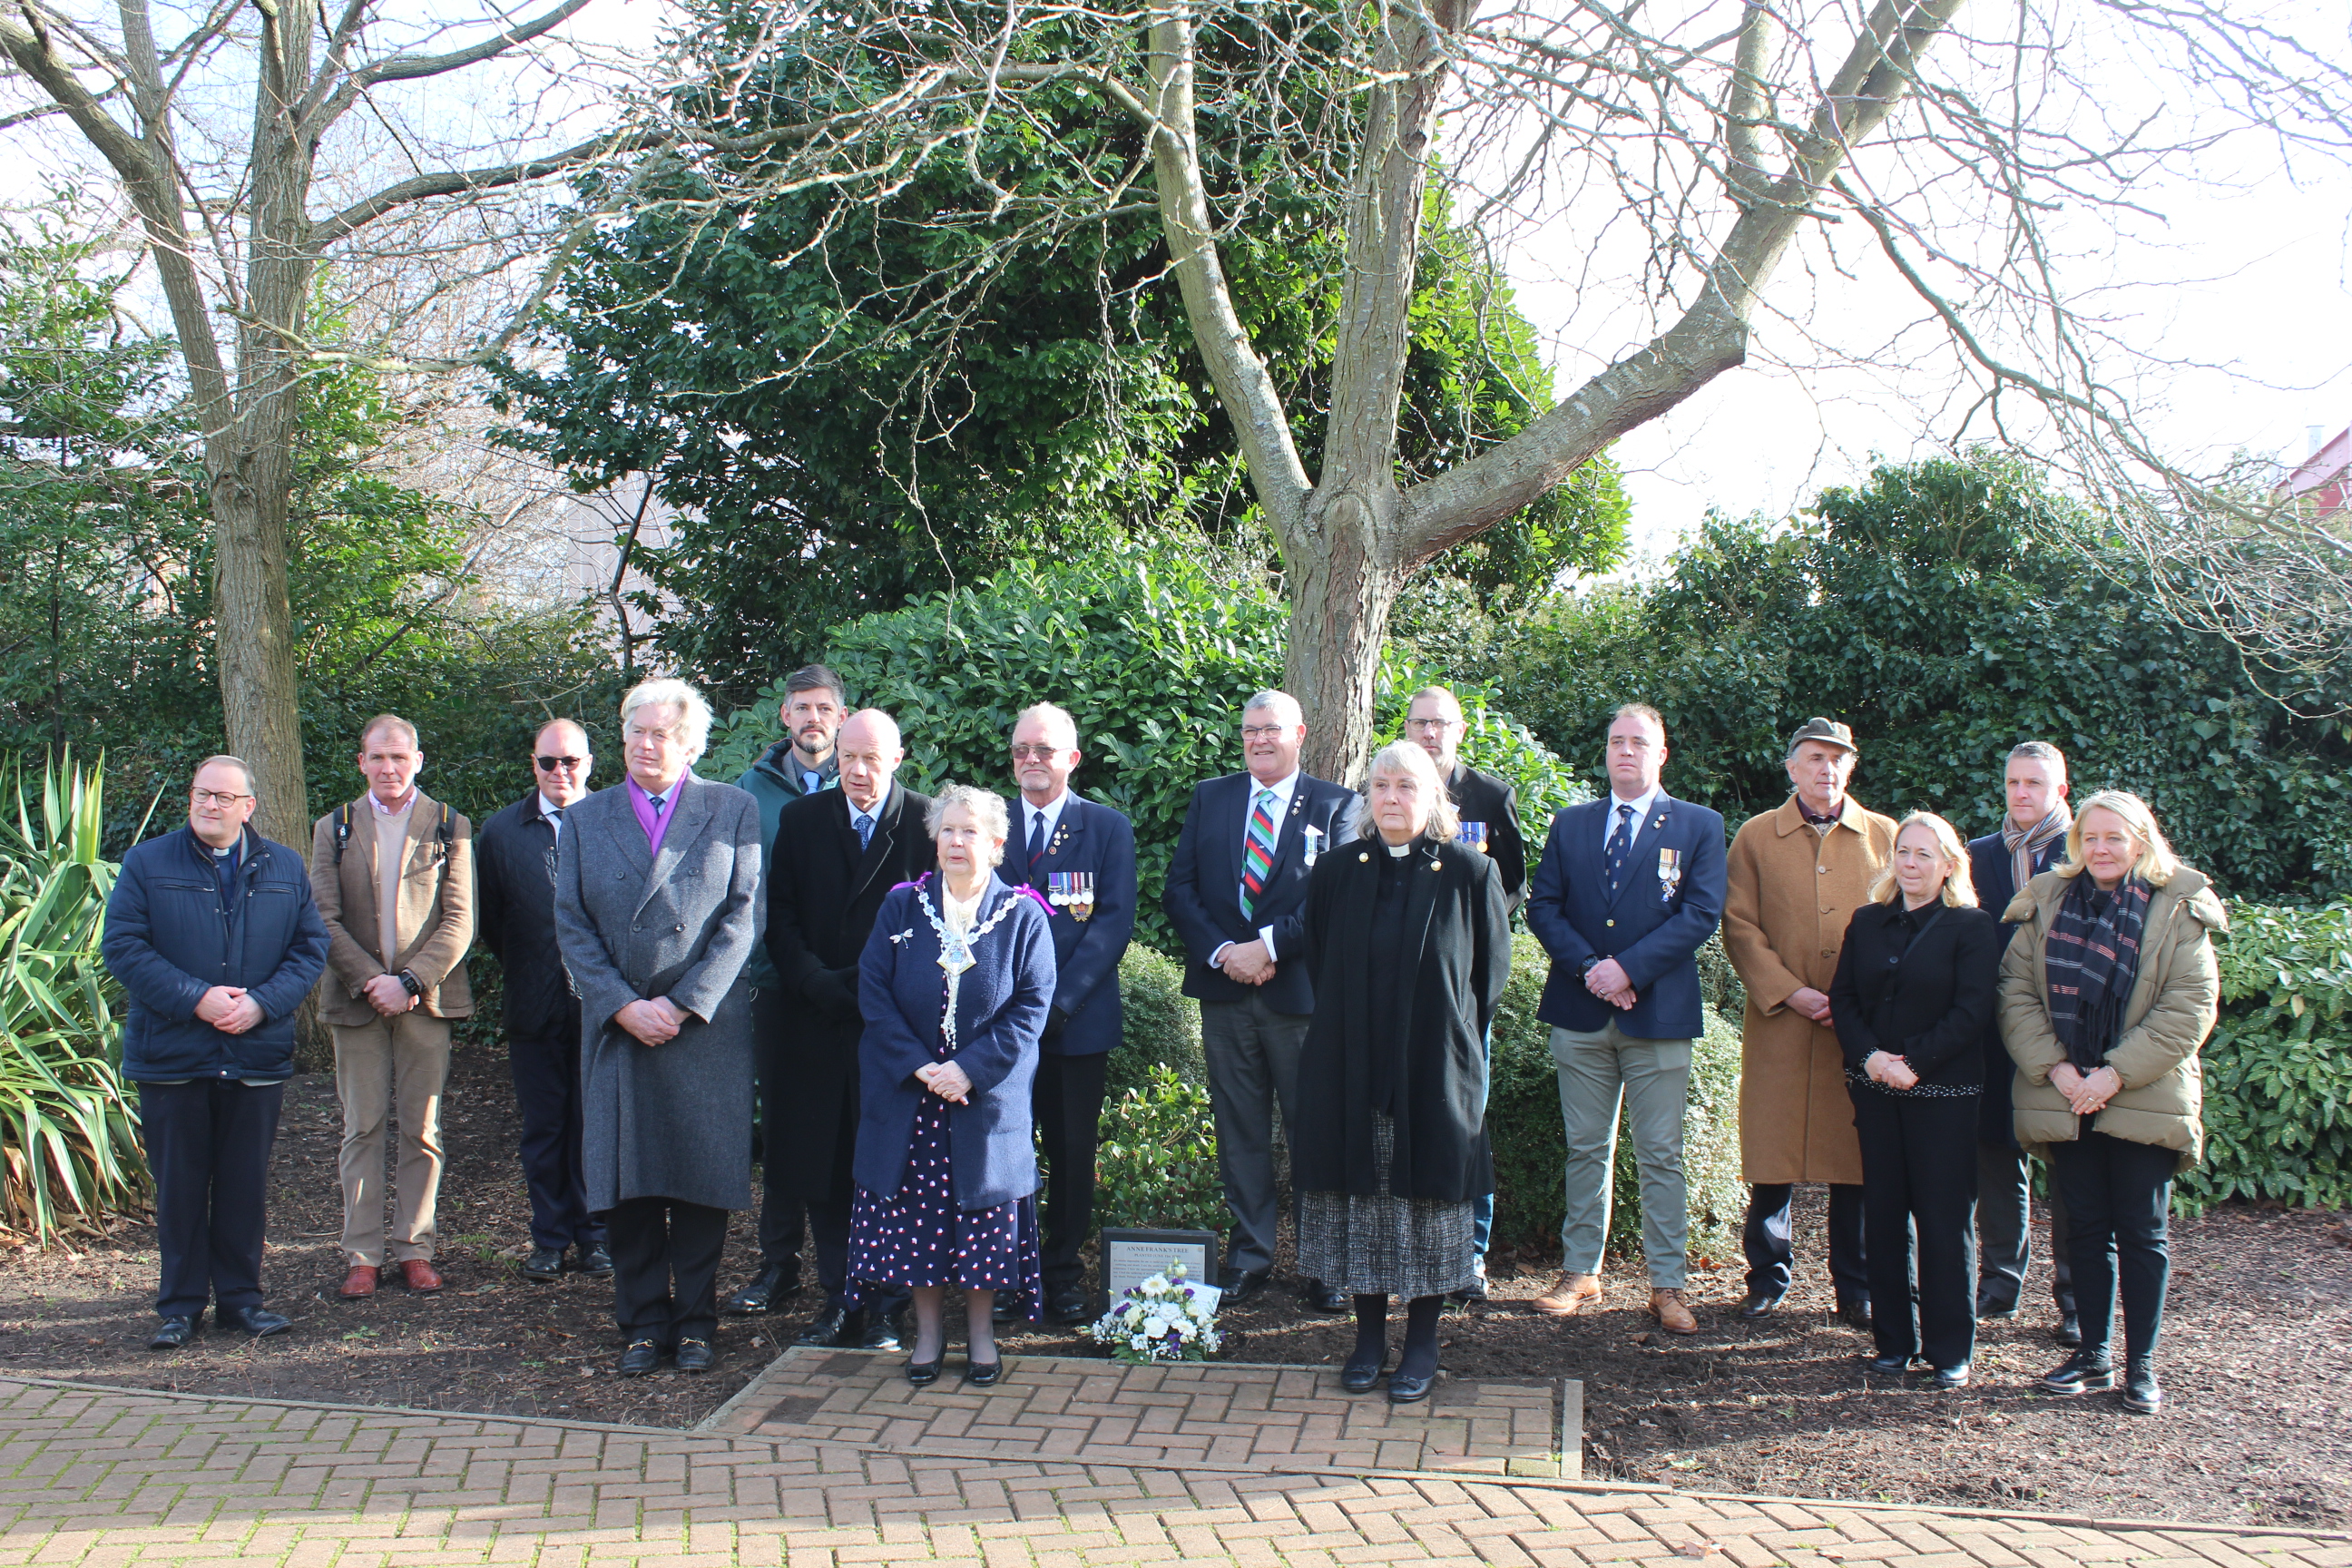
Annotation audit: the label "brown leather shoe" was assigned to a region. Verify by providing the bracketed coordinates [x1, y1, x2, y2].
[338, 1264, 378, 1299]
[1529, 1271, 1603, 1317]
[1650, 1288, 1699, 1335]
[397, 1259, 444, 1293]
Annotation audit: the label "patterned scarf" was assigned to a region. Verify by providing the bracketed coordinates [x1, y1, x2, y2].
[2002, 802, 2073, 900]
[1796, 795, 1842, 835]
[2044, 874, 2152, 1073]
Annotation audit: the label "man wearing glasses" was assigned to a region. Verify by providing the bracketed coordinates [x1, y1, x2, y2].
[103, 757, 328, 1348]
[997, 702, 1136, 1323]
[309, 715, 476, 1301]
[476, 719, 611, 1285]
[1163, 690, 1357, 1308]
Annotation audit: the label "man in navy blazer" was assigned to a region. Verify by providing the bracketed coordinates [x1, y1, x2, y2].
[1001, 701, 1137, 1323]
[1524, 703, 1727, 1336]
[1163, 689, 1357, 1304]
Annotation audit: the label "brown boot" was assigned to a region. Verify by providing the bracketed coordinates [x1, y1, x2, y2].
[1530, 1271, 1603, 1317]
[1649, 1288, 1699, 1335]
[338, 1264, 378, 1299]
[397, 1259, 445, 1293]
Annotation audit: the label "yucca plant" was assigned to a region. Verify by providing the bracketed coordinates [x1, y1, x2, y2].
[0, 750, 151, 1240]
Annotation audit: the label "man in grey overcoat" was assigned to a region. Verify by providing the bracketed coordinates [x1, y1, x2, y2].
[554, 677, 764, 1377]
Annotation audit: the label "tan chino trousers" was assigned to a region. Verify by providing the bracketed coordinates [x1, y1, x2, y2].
[333, 1011, 452, 1266]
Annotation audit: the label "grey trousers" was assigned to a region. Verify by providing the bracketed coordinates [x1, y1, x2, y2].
[1200, 994, 1311, 1276]
[1975, 1142, 2076, 1314]
[1551, 1022, 1692, 1289]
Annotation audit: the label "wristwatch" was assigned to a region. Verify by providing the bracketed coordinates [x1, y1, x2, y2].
[397, 969, 424, 997]
[1579, 956, 1602, 978]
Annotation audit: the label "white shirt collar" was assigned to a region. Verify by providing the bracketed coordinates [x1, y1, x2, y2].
[1602, 784, 1663, 848]
[1249, 769, 1301, 808]
[1024, 789, 1071, 845]
[848, 781, 891, 824]
[537, 793, 568, 835]
[366, 788, 417, 817]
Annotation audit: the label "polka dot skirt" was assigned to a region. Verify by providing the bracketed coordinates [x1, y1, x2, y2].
[848, 998, 1043, 1318]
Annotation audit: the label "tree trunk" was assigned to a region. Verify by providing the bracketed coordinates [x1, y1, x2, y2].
[1289, 490, 1401, 784]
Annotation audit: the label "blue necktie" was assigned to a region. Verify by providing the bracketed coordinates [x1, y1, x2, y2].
[855, 811, 874, 849]
[1604, 802, 1634, 898]
[647, 793, 667, 818]
[1026, 810, 1047, 884]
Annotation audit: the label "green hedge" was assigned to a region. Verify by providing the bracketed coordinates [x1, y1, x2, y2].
[2186, 903, 2352, 1213]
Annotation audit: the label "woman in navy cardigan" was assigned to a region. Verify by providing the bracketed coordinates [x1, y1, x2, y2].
[850, 784, 1055, 1387]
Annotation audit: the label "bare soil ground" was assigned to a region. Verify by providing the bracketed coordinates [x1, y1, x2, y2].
[2, 1048, 2346, 1530]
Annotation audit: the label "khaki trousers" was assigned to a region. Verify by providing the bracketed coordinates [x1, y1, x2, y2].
[333, 1011, 452, 1265]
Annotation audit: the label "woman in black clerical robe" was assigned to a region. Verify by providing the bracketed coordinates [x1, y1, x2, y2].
[1294, 739, 1511, 1405]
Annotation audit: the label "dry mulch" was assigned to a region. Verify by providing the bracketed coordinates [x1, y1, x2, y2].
[2, 1047, 2346, 1530]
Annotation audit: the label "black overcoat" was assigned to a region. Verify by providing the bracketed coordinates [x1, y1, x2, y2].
[1291, 837, 1511, 1203]
[475, 793, 577, 1041]
[1827, 899, 2004, 1092]
[764, 781, 937, 1200]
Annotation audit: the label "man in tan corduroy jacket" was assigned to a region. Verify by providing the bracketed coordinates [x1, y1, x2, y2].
[1720, 717, 1897, 1327]
[309, 714, 474, 1300]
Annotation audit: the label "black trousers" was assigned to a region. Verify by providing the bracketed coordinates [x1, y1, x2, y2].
[750, 987, 808, 1278]
[1851, 1090, 1978, 1367]
[603, 1196, 729, 1348]
[508, 1022, 603, 1253]
[140, 1079, 285, 1320]
[1034, 1051, 1110, 1296]
[1744, 1181, 1869, 1304]
[2048, 1129, 2173, 1361]
[1975, 1142, 2075, 1314]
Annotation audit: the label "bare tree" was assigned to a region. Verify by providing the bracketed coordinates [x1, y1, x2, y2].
[614, 0, 2350, 780]
[0, 0, 642, 841]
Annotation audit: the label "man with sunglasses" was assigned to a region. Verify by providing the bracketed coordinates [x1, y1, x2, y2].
[103, 756, 329, 1348]
[476, 720, 611, 1285]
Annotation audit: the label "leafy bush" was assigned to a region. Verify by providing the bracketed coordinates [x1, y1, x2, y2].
[1488, 933, 1745, 1262]
[1094, 1064, 1225, 1232]
[705, 541, 1585, 953]
[2182, 903, 2352, 1213]
[1110, 944, 1206, 1098]
[0, 754, 147, 1239]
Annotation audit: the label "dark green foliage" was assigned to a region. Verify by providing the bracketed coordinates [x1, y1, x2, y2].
[1469, 452, 2352, 903]
[703, 542, 1586, 953]
[1094, 1065, 1225, 1233]
[2187, 904, 2352, 1214]
[1486, 934, 1745, 1259]
[1109, 946, 1207, 1099]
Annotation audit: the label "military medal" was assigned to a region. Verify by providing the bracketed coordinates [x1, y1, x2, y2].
[1657, 846, 1683, 905]
[1048, 871, 1097, 922]
[1302, 825, 1324, 866]
[1456, 820, 1489, 855]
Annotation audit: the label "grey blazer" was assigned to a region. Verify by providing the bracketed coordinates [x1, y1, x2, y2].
[554, 772, 764, 1212]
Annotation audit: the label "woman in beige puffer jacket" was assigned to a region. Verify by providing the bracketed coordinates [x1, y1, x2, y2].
[1997, 790, 2224, 1417]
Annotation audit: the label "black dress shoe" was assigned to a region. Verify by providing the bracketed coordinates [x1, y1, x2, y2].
[860, 1310, 906, 1352]
[1836, 1298, 1873, 1332]
[724, 1265, 800, 1315]
[1046, 1286, 1091, 1324]
[963, 1357, 1004, 1388]
[618, 1338, 662, 1377]
[1865, 1353, 1913, 1376]
[1387, 1368, 1436, 1404]
[906, 1354, 944, 1387]
[2053, 1311, 2082, 1348]
[1932, 1364, 1972, 1389]
[2122, 1357, 2161, 1414]
[1339, 1357, 1387, 1395]
[991, 1298, 1016, 1325]
[1218, 1268, 1270, 1304]
[523, 1247, 566, 1284]
[796, 1305, 859, 1348]
[222, 1306, 291, 1338]
[577, 1244, 613, 1278]
[149, 1315, 197, 1350]
[2037, 1348, 2115, 1395]
[675, 1338, 715, 1373]
[1736, 1291, 1785, 1319]
[1305, 1280, 1350, 1314]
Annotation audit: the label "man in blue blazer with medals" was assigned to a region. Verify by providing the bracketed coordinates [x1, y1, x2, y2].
[1524, 703, 1727, 1336]
[997, 701, 1138, 1323]
[1165, 689, 1358, 1306]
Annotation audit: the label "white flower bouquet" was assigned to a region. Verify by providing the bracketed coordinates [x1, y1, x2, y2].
[1086, 1261, 1224, 1364]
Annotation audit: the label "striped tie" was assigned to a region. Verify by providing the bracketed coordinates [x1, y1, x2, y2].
[1239, 788, 1279, 919]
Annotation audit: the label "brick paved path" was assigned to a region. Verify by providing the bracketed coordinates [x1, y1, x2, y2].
[702, 1348, 1575, 1478]
[1, 1375, 2344, 1568]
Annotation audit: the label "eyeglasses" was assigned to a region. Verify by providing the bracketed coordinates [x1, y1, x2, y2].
[190, 789, 251, 807]
[1008, 744, 1064, 761]
[536, 755, 585, 771]
[1240, 725, 1293, 740]
[1406, 718, 1461, 733]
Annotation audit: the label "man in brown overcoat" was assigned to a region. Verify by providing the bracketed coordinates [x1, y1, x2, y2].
[310, 715, 475, 1302]
[1720, 717, 1896, 1327]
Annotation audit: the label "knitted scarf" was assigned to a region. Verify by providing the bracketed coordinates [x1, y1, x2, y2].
[2044, 874, 2151, 1073]
[2002, 802, 2073, 900]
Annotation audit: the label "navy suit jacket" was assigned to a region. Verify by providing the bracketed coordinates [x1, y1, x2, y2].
[1163, 769, 1358, 1016]
[1525, 791, 1728, 1040]
[1967, 826, 2069, 1145]
[1014, 791, 1137, 1057]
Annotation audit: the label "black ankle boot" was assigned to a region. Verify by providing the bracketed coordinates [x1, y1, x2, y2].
[2122, 1355, 2162, 1414]
[1388, 1294, 1443, 1405]
[2037, 1348, 2115, 1395]
[1343, 1294, 1388, 1393]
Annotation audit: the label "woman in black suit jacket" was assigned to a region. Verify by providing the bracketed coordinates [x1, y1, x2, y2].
[1829, 810, 2003, 1386]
